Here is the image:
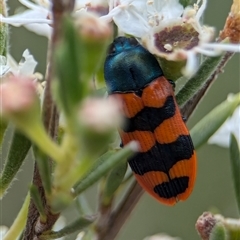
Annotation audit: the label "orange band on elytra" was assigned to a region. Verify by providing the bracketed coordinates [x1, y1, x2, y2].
[120, 130, 156, 152]
[154, 113, 189, 144]
[142, 77, 174, 108]
[111, 93, 144, 118]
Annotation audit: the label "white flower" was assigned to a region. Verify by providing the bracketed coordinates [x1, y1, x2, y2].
[0, 56, 9, 76]
[0, 0, 52, 38]
[0, 0, 108, 38]
[103, 0, 184, 38]
[0, 49, 37, 77]
[0, 226, 8, 238]
[208, 105, 240, 148]
[102, 0, 240, 77]
[0, 50, 45, 99]
[52, 216, 66, 240]
[17, 49, 38, 75]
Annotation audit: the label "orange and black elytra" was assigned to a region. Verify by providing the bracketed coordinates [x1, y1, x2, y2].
[104, 37, 197, 205]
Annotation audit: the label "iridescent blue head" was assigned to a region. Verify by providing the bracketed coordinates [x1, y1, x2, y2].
[104, 37, 163, 93]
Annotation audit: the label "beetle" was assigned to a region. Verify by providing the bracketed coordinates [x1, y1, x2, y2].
[104, 37, 197, 205]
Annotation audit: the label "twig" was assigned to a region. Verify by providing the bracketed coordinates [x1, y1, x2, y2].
[23, 1, 75, 239]
[103, 181, 143, 240]
[181, 52, 234, 117]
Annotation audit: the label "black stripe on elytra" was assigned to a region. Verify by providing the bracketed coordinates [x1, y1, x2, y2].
[128, 135, 194, 175]
[122, 95, 175, 132]
[153, 176, 189, 199]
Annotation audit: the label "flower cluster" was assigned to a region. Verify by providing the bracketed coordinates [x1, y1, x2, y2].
[1, 0, 240, 77]
[103, 0, 240, 76]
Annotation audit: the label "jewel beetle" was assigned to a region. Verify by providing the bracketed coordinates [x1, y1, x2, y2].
[104, 37, 197, 205]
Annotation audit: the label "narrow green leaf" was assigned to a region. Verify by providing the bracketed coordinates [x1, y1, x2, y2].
[210, 223, 227, 240]
[101, 161, 128, 206]
[3, 193, 30, 240]
[49, 191, 73, 213]
[0, 129, 31, 198]
[73, 150, 116, 195]
[54, 16, 82, 116]
[40, 216, 96, 239]
[29, 184, 47, 223]
[73, 142, 138, 196]
[95, 63, 106, 89]
[179, 0, 193, 7]
[230, 134, 240, 215]
[33, 146, 52, 195]
[176, 55, 223, 109]
[190, 93, 240, 149]
[76, 194, 93, 215]
[0, 120, 7, 145]
[0, 0, 8, 56]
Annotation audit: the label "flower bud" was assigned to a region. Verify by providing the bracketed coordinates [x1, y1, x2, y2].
[1, 75, 63, 162]
[196, 212, 217, 240]
[78, 97, 123, 155]
[75, 11, 112, 81]
[0, 75, 40, 123]
[220, 0, 240, 43]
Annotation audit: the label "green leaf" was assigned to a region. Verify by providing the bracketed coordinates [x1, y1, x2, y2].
[101, 161, 128, 206]
[0, 120, 7, 145]
[29, 184, 47, 223]
[179, 0, 193, 7]
[190, 93, 240, 149]
[95, 63, 106, 89]
[40, 216, 96, 239]
[0, 129, 31, 198]
[73, 142, 138, 196]
[176, 55, 223, 110]
[54, 16, 83, 116]
[0, 0, 8, 56]
[230, 133, 240, 215]
[33, 146, 52, 196]
[76, 194, 93, 215]
[3, 193, 30, 240]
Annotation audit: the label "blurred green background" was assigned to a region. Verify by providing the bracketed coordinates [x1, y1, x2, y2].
[1, 1, 239, 240]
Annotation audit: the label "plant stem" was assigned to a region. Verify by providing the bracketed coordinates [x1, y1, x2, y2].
[24, 121, 62, 162]
[23, 0, 76, 238]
